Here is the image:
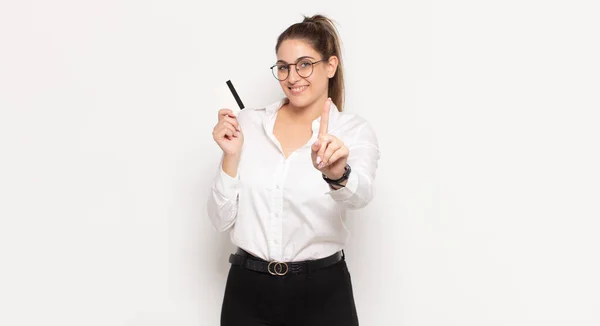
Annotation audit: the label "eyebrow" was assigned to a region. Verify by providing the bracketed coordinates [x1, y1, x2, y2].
[276, 56, 316, 64]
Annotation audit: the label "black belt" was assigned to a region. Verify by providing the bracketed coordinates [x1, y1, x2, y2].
[228, 248, 344, 276]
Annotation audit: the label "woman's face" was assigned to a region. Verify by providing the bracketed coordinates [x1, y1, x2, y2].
[275, 39, 338, 109]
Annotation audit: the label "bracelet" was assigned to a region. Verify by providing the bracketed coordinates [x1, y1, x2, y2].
[322, 164, 351, 188]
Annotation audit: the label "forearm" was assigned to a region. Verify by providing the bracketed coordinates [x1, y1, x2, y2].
[206, 185, 238, 232]
[328, 171, 373, 209]
[222, 153, 241, 178]
[327, 135, 380, 209]
[207, 156, 242, 232]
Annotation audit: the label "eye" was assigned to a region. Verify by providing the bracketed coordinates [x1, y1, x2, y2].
[277, 65, 289, 71]
[298, 61, 311, 68]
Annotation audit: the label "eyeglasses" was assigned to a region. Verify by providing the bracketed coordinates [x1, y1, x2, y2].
[270, 59, 324, 81]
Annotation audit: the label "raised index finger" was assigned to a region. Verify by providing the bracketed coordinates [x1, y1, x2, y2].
[319, 98, 331, 136]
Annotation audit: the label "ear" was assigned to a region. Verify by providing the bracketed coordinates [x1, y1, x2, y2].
[326, 55, 339, 78]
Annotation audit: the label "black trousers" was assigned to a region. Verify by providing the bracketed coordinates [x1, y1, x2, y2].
[220, 255, 359, 326]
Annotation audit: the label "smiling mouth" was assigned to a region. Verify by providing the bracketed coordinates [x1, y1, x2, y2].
[288, 85, 308, 94]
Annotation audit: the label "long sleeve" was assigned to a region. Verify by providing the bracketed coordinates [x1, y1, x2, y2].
[327, 121, 380, 209]
[206, 162, 241, 232]
[204, 98, 381, 261]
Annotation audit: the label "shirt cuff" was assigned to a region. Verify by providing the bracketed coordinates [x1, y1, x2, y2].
[326, 171, 358, 201]
[215, 168, 240, 198]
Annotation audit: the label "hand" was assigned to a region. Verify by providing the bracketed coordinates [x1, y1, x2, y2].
[212, 109, 243, 156]
[311, 98, 349, 179]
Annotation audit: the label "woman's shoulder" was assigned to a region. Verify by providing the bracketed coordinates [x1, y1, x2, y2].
[334, 110, 375, 133]
[331, 110, 378, 148]
[235, 102, 271, 124]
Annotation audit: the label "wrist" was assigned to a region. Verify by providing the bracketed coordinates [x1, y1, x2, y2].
[222, 153, 241, 177]
[328, 179, 348, 190]
[223, 152, 241, 160]
[322, 164, 351, 188]
[323, 163, 348, 180]
[323, 170, 343, 180]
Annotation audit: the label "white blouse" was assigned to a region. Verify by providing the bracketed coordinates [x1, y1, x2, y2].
[206, 98, 380, 262]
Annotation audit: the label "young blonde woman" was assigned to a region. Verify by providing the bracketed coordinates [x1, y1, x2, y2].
[208, 14, 380, 325]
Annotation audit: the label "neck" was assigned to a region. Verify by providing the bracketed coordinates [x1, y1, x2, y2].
[283, 96, 329, 123]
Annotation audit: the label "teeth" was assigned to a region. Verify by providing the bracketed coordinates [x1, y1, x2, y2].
[291, 86, 307, 92]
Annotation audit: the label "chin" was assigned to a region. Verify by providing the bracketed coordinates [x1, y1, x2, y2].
[285, 94, 313, 109]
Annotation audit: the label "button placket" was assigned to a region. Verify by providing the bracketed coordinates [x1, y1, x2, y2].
[269, 162, 285, 260]
[276, 158, 294, 260]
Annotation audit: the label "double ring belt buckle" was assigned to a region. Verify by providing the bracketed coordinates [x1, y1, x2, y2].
[267, 261, 289, 276]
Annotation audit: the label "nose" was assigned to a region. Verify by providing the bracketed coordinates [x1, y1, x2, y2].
[287, 65, 301, 83]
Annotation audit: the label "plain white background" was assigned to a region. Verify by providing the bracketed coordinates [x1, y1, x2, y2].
[1, 0, 599, 325]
